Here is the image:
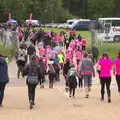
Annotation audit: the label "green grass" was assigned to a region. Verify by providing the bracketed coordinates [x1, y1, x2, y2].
[0, 43, 14, 59]
[42, 27, 91, 46]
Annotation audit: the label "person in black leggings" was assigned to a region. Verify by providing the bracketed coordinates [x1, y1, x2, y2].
[113, 52, 120, 99]
[98, 53, 112, 103]
[100, 77, 111, 101]
[67, 64, 78, 98]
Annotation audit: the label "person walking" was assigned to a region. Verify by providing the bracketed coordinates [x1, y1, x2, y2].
[16, 53, 26, 79]
[0, 54, 9, 107]
[67, 64, 78, 98]
[80, 52, 95, 98]
[63, 59, 71, 92]
[57, 52, 64, 70]
[92, 46, 99, 64]
[54, 55, 60, 81]
[39, 58, 46, 88]
[22, 55, 40, 109]
[48, 59, 56, 88]
[113, 52, 120, 99]
[27, 44, 36, 60]
[98, 53, 112, 103]
[76, 62, 83, 90]
[75, 49, 82, 65]
[82, 37, 86, 51]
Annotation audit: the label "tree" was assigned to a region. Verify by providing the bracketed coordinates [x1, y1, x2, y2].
[87, 0, 115, 19]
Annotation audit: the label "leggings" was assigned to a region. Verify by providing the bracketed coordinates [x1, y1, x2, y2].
[76, 60, 80, 65]
[69, 76, 77, 96]
[100, 77, 111, 99]
[79, 77, 83, 88]
[116, 75, 120, 92]
[69, 86, 75, 96]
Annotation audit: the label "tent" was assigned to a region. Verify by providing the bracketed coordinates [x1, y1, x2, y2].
[7, 19, 17, 23]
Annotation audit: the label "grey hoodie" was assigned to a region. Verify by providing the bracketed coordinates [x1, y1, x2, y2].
[80, 57, 95, 75]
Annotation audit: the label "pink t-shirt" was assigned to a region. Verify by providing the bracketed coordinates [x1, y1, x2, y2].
[58, 36, 62, 42]
[82, 39, 86, 46]
[99, 59, 112, 77]
[75, 51, 82, 60]
[39, 48, 45, 57]
[114, 59, 120, 75]
[53, 36, 57, 41]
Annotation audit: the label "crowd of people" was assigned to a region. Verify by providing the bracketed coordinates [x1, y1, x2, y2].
[0, 27, 120, 110]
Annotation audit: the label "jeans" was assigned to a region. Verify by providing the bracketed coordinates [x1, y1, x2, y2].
[28, 84, 36, 103]
[100, 77, 111, 99]
[0, 83, 6, 105]
[83, 75, 92, 87]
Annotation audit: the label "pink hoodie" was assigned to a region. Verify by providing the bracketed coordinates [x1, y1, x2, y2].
[46, 47, 51, 54]
[58, 36, 62, 42]
[53, 35, 58, 41]
[114, 59, 120, 75]
[75, 51, 82, 60]
[99, 59, 112, 77]
[39, 48, 45, 57]
[82, 39, 86, 46]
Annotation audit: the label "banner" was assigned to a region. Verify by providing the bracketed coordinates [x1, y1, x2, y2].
[8, 13, 11, 23]
[29, 13, 33, 24]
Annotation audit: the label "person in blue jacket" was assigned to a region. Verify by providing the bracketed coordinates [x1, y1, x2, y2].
[0, 54, 9, 107]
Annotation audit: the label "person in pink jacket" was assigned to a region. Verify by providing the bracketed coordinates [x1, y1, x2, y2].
[53, 35, 58, 41]
[113, 52, 120, 99]
[82, 37, 86, 51]
[66, 51, 73, 64]
[39, 48, 45, 57]
[75, 50, 82, 65]
[98, 53, 112, 103]
[58, 35, 63, 47]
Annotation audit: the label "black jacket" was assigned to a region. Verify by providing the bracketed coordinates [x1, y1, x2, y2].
[63, 62, 71, 75]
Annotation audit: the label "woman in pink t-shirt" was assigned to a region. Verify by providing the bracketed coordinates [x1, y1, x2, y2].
[82, 37, 86, 51]
[98, 53, 112, 103]
[39, 48, 45, 57]
[75, 50, 82, 65]
[113, 52, 120, 98]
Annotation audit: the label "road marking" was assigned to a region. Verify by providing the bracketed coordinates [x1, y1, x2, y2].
[57, 88, 69, 98]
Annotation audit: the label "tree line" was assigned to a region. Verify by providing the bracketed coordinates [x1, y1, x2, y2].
[0, 0, 119, 23]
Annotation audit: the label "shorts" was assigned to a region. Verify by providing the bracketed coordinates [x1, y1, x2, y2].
[83, 75, 92, 87]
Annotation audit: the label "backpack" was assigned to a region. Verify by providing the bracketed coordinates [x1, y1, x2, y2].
[49, 64, 56, 74]
[68, 68, 76, 77]
[27, 65, 38, 84]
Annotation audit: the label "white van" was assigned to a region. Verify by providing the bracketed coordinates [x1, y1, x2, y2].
[96, 18, 120, 42]
[26, 20, 40, 26]
[70, 19, 91, 30]
[67, 19, 78, 28]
